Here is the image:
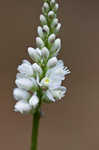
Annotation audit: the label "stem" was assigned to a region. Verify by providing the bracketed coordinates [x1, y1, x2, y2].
[31, 111, 41, 150]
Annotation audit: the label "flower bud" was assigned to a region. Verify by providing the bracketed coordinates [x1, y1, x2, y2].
[51, 18, 58, 28]
[48, 11, 55, 19]
[51, 38, 61, 52]
[17, 62, 33, 77]
[37, 26, 44, 39]
[50, 0, 56, 7]
[13, 88, 31, 101]
[28, 47, 41, 62]
[55, 23, 61, 33]
[42, 2, 50, 13]
[40, 14, 47, 25]
[36, 37, 44, 48]
[29, 93, 39, 108]
[14, 100, 32, 114]
[53, 3, 59, 12]
[41, 47, 49, 58]
[47, 57, 57, 68]
[32, 63, 42, 75]
[15, 78, 37, 91]
[43, 25, 49, 35]
[48, 34, 56, 44]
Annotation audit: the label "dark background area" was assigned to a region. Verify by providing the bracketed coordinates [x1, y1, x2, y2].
[0, 0, 99, 149]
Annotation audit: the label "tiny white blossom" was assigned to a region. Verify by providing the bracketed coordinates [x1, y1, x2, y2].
[48, 34, 56, 44]
[40, 14, 47, 25]
[43, 25, 49, 34]
[51, 18, 58, 28]
[14, 100, 32, 114]
[36, 37, 44, 48]
[37, 26, 44, 39]
[29, 93, 39, 108]
[17, 62, 33, 77]
[28, 47, 42, 62]
[43, 2, 50, 12]
[53, 3, 59, 12]
[50, 0, 56, 6]
[51, 86, 67, 100]
[15, 77, 37, 91]
[41, 47, 49, 58]
[55, 23, 61, 34]
[32, 63, 42, 75]
[51, 38, 61, 54]
[13, 88, 31, 101]
[47, 57, 57, 68]
[48, 11, 55, 19]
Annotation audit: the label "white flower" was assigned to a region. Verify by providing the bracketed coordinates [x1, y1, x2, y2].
[50, 0, 56, 6]
[51, 38, 61, 54]
[15, 77, 37, 91]
[32, 63, 42, 75]
[29, 93, 39, 108]
[43, 25, 49, 35]
[17, 61, 33, 77]
[55, 23, 61, 34]
[43, 2, 50, 13]
[28, 47, 42, 62]
[48, 11, 55, 19]
[13, 88, 31, 101]
[54, 3, 59, 12]
[36, 37, 44, 48]
[41, 60, 70, 89]
[48, 34, 56, 44]
[41, 47, 49, 58]
[51, 86, 67, 100]
[14, 100, 32, 114]
[47, 57, 57, 68]
[51, 18, 58, 28]
[37, 26, 44, 39]
[40, 14, 47, 25]
[44, 86, 66, 102]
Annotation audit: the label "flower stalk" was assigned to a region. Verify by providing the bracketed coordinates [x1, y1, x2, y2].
[31, 111, 40, 150]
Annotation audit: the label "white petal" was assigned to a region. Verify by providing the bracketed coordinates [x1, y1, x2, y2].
[29, 93, 39, 108]
[14, 100, 32, 114]
[40, 14, 47, 25]
[28, 47, 41, 62]
[13, 88, 31, 101]
[46, 90, 55, 102]
[51, 38, 61, 53]
[37, 26, 44, 39]
[41, 47, 49, 58]
[43, 25, 49, 34]
[17, 63, 33, 77]
[51, 86, 67, 100]
[32, 63, 42, 75]
[15, 78, 36, 91]
[47, 57, 57, 68]
[36, 37, 44, 49]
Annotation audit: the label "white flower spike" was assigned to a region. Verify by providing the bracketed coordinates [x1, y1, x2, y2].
[13, 0, 70, 114]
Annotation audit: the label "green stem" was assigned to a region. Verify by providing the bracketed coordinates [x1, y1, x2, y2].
[31, 111, 41, 150]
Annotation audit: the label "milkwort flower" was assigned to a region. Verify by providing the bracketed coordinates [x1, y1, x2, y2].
[13, 0, 70, 114]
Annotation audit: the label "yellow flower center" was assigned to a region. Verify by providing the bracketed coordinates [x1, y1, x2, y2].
[45, 78, 50, 84]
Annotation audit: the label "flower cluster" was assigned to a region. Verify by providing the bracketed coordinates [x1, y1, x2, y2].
[13, 0, 70, 114]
